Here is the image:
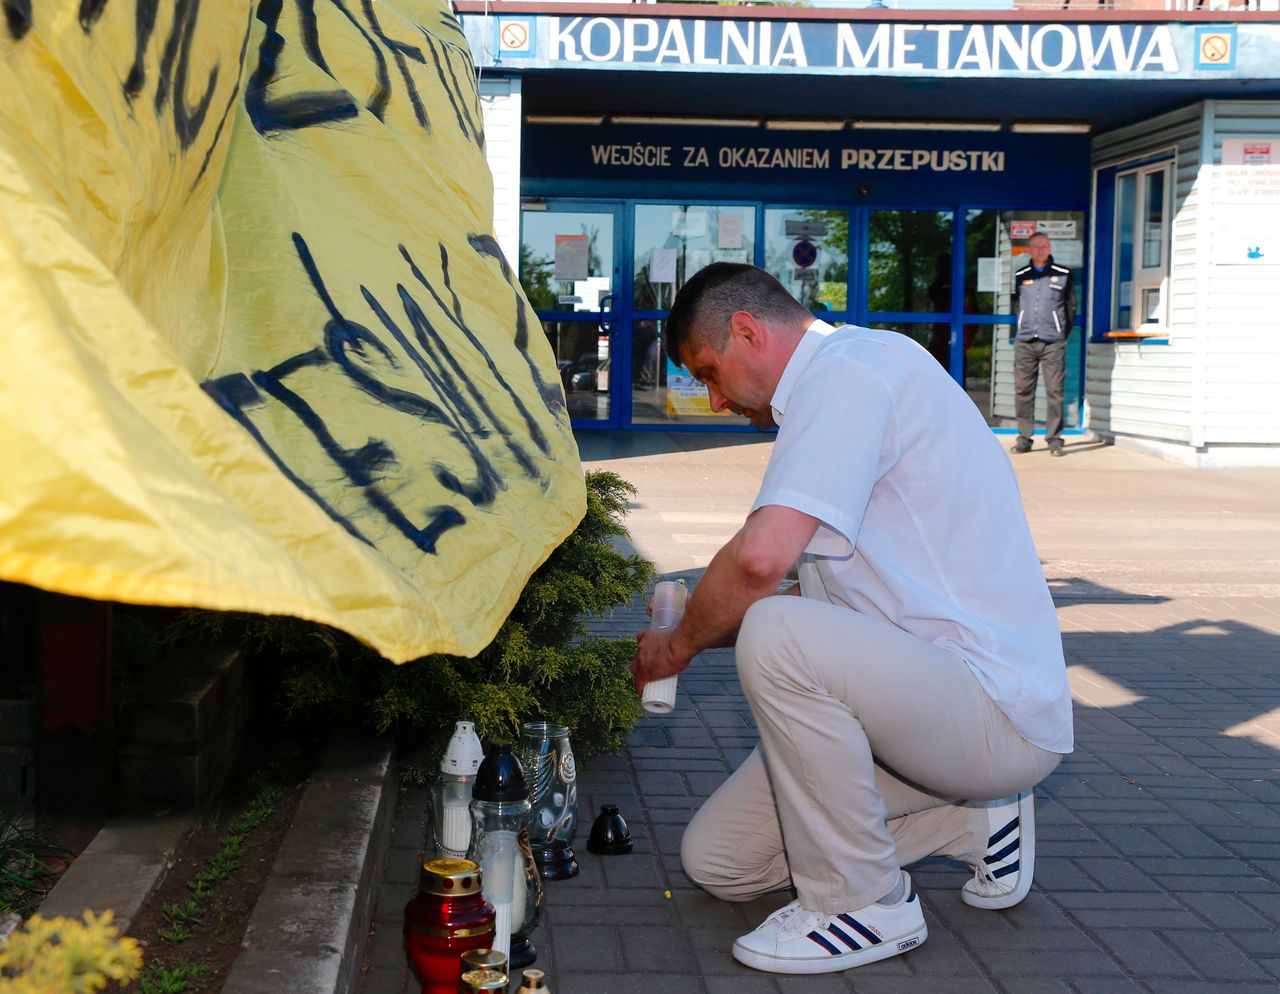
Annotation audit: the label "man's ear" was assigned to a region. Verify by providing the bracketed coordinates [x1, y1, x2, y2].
[729, 310, 764, 350]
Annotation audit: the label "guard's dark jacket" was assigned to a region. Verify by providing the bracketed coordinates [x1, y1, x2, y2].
[1013, 256, 1076, 343]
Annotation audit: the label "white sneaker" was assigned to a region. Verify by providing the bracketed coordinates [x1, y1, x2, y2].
[962, 790, 1036, 910]
[731, 871, 927, 975]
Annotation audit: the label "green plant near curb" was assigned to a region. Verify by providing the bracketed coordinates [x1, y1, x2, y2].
[148, 774, 282, 949]
[0, 809, 66, 917]
[158, 471, 654, 763]
[138, 961, 209, 994]
[157, 897, 202, 944]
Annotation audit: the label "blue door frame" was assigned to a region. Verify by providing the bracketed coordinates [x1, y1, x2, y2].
[524, 199, 1086, 431]
[524, 200, 630, 430]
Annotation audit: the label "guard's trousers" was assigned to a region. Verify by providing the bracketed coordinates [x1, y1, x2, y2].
[681, 596, 1062, 914]
[1014, 338, 1067, 445]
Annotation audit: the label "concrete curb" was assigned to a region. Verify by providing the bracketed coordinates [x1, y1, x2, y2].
[221, 730, 395, 994]
[38, 810, 195, 932]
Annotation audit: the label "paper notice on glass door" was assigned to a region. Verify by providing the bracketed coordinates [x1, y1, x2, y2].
[555, 234, 589, 281]
[687, 248, 712, 275]
[977, 257, 998, 293]
[718, 214, 743, 249]
[651, 248, 677, 283]
[1052, 240, 1084, 269]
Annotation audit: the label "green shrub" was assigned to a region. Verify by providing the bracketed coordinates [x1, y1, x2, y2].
[0, 912, 142, 993]
[158, 471, 652, 762]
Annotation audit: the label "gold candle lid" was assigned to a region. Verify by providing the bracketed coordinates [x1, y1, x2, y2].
[461, 948, 508, 973]
[460, 967, 509, 992]
[519, 968, 546, 989]
[419, 857, 483, 897]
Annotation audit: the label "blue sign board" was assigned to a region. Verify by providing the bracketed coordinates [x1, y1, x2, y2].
[522, 124, 1091, 205]
[463, 15, 1280, 80]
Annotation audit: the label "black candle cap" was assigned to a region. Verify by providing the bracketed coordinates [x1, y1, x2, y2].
[587, 803, 633, 855]
[472, 743, 528, 802]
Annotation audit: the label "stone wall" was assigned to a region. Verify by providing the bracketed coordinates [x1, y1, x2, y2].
[0, 696, 36, 805]
[116, 643, 250, 808]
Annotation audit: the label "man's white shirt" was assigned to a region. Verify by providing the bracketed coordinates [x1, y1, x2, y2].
[753, 321, 1073, 755]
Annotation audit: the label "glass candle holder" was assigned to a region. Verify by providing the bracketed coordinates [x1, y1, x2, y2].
[467, 744, 536, 962]
[518, 722, 579, 880]
[430, 721, 484, 859]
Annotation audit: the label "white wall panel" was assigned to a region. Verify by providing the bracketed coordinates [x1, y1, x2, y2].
[478, 76, 523, 272]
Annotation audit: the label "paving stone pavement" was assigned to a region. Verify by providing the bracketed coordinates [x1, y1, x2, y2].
[360, 432, 1280, 994]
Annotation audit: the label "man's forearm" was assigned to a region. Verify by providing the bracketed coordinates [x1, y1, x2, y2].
[671, 528, 795, 662]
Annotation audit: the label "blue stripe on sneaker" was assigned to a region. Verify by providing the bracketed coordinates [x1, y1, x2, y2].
[826, 923, 862, 951]
[838, 913, 883, 946]
[988, 815, 1019, 848]
[992, 860, 1020, 879]
[807, 931, 842, 955]
[985, 838, 1020, 864]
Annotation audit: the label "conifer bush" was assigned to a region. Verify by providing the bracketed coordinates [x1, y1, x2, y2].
[0, 911, 142, 993]
[158, 471, 653, 760]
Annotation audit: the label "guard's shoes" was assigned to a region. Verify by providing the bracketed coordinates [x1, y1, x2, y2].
[732, 871, 927, 974]
[1049, 443, 1065, 457]
[962, 790, 1036, 910]
[1010, 439, 1032, 454]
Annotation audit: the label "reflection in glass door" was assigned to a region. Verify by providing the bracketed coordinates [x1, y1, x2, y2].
[520, 205, 621, 426]
[865, 209, 955, 369]
[763, 208, 849, 316]
[631, 204, 756, 427]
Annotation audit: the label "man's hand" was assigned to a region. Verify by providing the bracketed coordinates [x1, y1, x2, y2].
[629, 505, 821, 696]
[631, 626, 693, 695]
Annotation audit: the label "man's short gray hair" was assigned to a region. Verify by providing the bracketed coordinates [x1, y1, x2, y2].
[665, 264, 811, 368]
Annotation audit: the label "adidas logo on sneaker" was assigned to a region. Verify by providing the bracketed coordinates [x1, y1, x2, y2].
[732, 871, 928, 975]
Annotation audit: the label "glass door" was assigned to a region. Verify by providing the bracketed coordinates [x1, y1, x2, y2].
[631, 203, 757, 428]
[861, 208, 957, 370]
[520, 202, 625, 428]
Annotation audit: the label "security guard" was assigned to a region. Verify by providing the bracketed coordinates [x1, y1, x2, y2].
[1011, 233, 1075, 456]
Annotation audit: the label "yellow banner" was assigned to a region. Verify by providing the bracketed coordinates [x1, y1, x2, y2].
[0, 1, 584, 662]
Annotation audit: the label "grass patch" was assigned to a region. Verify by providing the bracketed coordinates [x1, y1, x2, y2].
[0, 807, 66, 916]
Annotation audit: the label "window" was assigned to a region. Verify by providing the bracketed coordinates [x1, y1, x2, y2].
[1111, 163, 1171, 333]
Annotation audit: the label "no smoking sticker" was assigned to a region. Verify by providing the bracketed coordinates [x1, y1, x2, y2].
[496, 17, 534, 57]
[1195, 27, 1235, 70]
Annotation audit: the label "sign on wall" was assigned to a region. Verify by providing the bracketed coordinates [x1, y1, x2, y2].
[1223, 139, 1273, 165]
[1211, 165, 1280, 266]
[523, 123, 1091, 204]
[464, 15, 1280, 80]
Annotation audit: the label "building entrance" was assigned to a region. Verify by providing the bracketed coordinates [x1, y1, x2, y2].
[520, 200, 1085, 432]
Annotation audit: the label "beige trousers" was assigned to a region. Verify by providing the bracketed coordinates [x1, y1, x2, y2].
[681, 596, 1063, 915]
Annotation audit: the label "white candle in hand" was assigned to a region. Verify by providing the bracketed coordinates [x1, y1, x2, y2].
[642, 580, 686, 714]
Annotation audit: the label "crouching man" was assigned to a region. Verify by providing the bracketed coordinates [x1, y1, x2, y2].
[632, 264, 1072, 976]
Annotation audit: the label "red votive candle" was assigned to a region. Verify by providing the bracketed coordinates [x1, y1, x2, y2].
[404, 857, 496, 994]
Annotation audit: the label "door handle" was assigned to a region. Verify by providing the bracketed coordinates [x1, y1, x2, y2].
[599, 293, 615, 333]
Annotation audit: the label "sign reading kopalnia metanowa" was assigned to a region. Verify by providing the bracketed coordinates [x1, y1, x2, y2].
[0, 1, 584, 663]
[465, 15, 1275, 79]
